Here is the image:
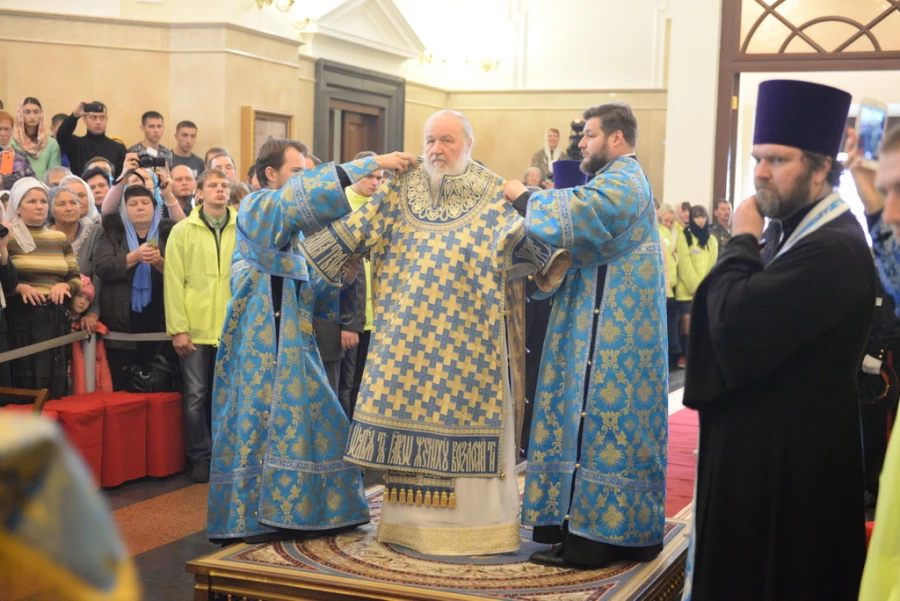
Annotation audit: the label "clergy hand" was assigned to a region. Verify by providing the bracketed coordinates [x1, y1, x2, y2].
[172, 333, 197, 357]
[374, 152, 417, 174]
[341, 330, 360, 351]
[503, 180, 528, 203]
[732, 195, 764, 240]
[844, 127, 884, 215]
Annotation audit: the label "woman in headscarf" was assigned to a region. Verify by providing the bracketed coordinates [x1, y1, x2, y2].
[0, 110, 37, 192]
[5, 177, 81, 400]
[58, 174, 103, 333]
[674, 204, 718, 368]
[101, 154, 185, 222]
[11, 97, 61, 182]
[93, 175, 174, 390]
[59, 174, 100, 226]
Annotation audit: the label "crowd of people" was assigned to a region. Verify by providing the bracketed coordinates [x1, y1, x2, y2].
[2, 80, 900, 601]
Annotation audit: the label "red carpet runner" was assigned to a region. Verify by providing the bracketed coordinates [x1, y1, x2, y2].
[666, 408, 699, 516]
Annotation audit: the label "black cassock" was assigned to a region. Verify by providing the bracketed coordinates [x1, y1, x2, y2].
[683, 210, 874, 601]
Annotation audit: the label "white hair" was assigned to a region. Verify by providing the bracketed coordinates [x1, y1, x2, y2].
[424, 110, 474, 145]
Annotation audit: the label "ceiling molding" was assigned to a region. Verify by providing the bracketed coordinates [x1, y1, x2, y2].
[302, 0, 424, 60]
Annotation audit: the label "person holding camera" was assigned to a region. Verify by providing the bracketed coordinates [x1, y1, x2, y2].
[127, 111, 174, 169]
[844, 123, 900, 601]
[56, 101, 127, 177]
[94, 182, 175, 391]
[100, 153, 186, 222]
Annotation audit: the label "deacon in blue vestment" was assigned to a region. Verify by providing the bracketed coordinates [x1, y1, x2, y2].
[505, 102, 668, 568]
[207, 140, 416, 542]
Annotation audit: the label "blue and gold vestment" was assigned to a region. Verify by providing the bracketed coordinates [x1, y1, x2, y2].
[521, 155, 669, 547]
[0, 415, 139, 600]
[207, 160, 377, 540]
[300, 159, 568, 555]
[301, 160, 566, 481]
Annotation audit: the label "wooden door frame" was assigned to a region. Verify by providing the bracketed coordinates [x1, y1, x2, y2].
[713, 0, 900, 203]
[313, 60, 405, 161]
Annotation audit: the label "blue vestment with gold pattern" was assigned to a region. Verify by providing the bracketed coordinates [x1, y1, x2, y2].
[521, 155, 669, 547]
[0, 415, 139, 600]
[207, 160, 377, 539]
[301, 161, 567, 482]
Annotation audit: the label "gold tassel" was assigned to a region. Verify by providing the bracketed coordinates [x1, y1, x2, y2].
[440, 491, 448, 507]
[390, 487, 398, 503]
[415, 489, 424, 505]
[424, 491, 432, 507]
[448, 492, 456, 508]
[398, 488, 407, 504]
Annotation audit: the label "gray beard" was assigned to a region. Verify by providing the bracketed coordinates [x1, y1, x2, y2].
[424, 158, 469, 203]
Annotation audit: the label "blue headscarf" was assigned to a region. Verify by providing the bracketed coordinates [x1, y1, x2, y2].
[121, 170, 162, 313]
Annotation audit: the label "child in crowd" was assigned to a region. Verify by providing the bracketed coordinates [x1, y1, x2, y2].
[69, 274, 113, 394]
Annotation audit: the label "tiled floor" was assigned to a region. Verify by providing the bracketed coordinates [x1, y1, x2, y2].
[110, 373, 690, 599]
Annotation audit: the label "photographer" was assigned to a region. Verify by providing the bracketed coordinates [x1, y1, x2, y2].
[127, 111, 174, 169]
[56, 101, 127, 176]
[847, 123, 900, 601]
[100, 153, 186, 222]
[94, 183, 174, 391]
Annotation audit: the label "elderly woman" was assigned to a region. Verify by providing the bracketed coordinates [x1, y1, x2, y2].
[11, 97, 61, 182]
[58, 174, 104, 332]
[523, 166, 544, 189]
[94, 182, 174, 390]
[5, 177, 81, 399]
[0, 110, 37, 191]
[49, 179, 97, 255]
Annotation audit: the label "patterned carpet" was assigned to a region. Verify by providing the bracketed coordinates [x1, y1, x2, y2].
[189, 482, 691, 601]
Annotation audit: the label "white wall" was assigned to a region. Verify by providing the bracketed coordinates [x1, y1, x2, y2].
[662, 0, 721, 206]
[396, 0, 670, 90]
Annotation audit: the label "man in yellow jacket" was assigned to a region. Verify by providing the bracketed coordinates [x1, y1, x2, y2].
[164, 167, 236, 483]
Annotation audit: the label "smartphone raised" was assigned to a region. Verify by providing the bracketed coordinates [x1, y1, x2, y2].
[857, 98, 888, 170]
[0, 150, 14, 176]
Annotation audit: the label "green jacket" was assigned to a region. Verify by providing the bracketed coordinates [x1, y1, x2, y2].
[12, 137, 61, 182]
[659, 224, 677, 299]
[675, 227, 718, 301]
[164, 206, 237, 345]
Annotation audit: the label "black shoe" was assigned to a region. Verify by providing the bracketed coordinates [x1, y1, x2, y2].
[190, 460, 210, 483]
[565, 542, 664, 569]
[530, 545, 566, 567]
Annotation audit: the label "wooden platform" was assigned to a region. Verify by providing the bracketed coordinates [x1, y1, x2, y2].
[187, 493, 692, 601]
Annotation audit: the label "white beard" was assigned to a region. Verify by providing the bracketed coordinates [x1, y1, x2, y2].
[423, 152, 470, 202]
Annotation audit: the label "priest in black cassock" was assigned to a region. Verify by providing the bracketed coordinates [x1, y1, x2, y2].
[681, 80, 875, 601]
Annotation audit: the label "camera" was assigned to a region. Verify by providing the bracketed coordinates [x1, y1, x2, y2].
[138, 154, 167, 169]
[0, 224, 8, 238]
[83, 102, 105, 114]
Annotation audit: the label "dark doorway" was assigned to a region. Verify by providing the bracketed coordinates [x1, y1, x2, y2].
[328, 101, 384, 162]
[314, 60, 405, 163]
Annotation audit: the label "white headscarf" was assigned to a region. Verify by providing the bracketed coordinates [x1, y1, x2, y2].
[59, 174, 99, 225]
[543, 129, 564, 173]
[7, 177, 49, 254]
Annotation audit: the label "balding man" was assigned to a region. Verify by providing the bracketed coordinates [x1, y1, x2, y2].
[170, 165, 196, 216]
